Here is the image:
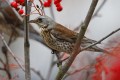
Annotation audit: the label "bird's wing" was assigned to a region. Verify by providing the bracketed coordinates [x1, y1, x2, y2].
[50, 23, 77, 43]
[50, 23, 98, 44]
[82, 36, 98, 43]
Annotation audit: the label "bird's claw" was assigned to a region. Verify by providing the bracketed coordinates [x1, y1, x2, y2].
[57, 61, 62, 67]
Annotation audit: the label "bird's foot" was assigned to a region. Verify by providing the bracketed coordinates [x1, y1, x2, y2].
[57, 63, 62, 72]
[57, 60, 62, 67]
[57, 57, 69, 72]
[57, 56, 69, 67]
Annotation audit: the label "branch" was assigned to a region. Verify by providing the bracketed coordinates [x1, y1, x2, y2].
[0, 33, 25, 71]
[55, 0, 99, 80]
[24, 0, 32, 80]
[81, 27, 120, 51]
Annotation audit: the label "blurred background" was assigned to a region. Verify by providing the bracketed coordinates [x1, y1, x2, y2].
[0, 0, 120, 80]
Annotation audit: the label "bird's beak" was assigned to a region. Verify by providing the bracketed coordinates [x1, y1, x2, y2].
[28, 20, 36, 23]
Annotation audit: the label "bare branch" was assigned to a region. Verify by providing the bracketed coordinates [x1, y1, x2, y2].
[81, 27, 120, 51]
[24, 0, 32, 80]
[55, 0, 99, 79]
[0, 33, 25, 71]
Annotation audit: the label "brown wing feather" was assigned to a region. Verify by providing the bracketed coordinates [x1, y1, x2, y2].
[50, 23, 77, 43]
[50, 23, 98, 44]
[55, 23, 77, 37]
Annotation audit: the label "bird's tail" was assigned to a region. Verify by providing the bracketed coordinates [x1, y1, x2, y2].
[88, 45, 104, 52]
[80, 36, 104, 52]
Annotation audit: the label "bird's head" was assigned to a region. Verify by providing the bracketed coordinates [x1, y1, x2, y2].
[29, 15, 56, 29]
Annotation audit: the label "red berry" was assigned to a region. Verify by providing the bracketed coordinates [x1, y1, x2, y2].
[44, 2, 51, 7]
[48, 0, 52, 3]
[57, 6, 63, 11]
[54, 0, 62, 4]
[11, 1, 18, 8]
[55, 3, 61, 7]
[18, 9, 24, 14]
[21, 2, 25, 6]
[15, 0, 20, 3]
[19, 0, 24, 4]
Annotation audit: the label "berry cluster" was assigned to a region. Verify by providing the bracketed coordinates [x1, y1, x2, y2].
[44, 0, 63, 12]
[11, 0, 24, 14]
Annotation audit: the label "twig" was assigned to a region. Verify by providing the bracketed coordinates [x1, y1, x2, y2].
[32, 2, 42, 15]
[63, 54, 108, 79]
[39, 0, 45, 15]
[0, 33, 25, 71]
[68, 65, 90, 75]
[0, 58, 5, 65]
[55, 0, 99, 80]
[46, 55, 55, 80]
[0, 67, 5, 71]
[31, 68, 45, 80]
[74, 0, 107, 31]
[81, 27, 120, 51]
[24, 0, 31, 80]
[1, 34, 14, 79]
[92, 0, 107, 18]
[3, 47, 11, 79]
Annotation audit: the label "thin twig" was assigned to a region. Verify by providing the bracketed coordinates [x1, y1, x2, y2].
[0, 67, 5, 71]
[0, 58, 5, 65]
[74, 0, 107, 31]
[63, 54, 108, 79]
[31, 68, 45, 80]
[46, 55, 55, 80]
[55, 0, 99, 80]
[39, 0, 45, 15]
[32, 2, 42, 15]
[92, 0, 107, 18]
[0, 33, 25, 71]
[4, 48, 11, 79]
[81, 27, 120, 51]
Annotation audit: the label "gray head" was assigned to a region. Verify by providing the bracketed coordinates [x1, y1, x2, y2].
[29, 15, 56, 29]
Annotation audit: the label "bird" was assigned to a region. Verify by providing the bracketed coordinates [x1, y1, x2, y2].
[29, 15, 104, 54]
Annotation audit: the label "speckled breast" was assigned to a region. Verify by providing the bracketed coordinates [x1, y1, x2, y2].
[40, 29, 74, 53]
